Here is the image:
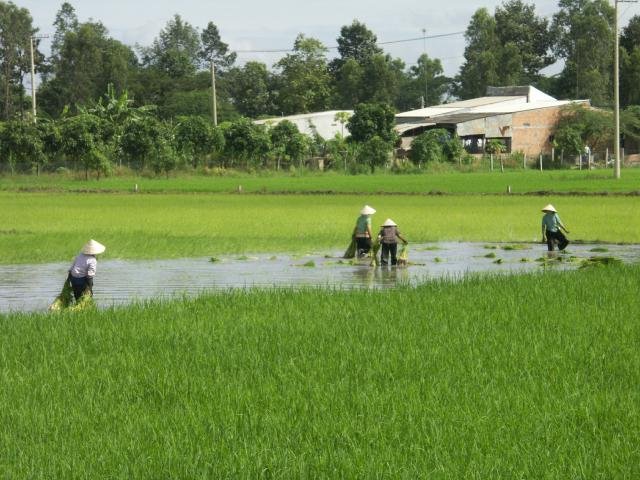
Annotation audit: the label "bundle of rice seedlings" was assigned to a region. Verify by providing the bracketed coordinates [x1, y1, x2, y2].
[343, 238, 356, 259]
[48, 277, 73, 312]
[68, 293, 96, 312]
[397, 244, 409, 266]
[370, 239, 381, 267]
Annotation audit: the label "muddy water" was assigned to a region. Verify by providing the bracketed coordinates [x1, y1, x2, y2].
[2, 242, 639, 314]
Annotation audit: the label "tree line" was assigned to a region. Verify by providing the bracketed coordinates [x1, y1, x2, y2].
[1, 0, 640, 176]
[2, 0, 640, 121]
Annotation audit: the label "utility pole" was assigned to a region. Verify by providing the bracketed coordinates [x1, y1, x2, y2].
[29, 34, 48, 124]
[210, 61, 218, 126]
[614, 0, 637, 179]
[422, 28, 428, 107]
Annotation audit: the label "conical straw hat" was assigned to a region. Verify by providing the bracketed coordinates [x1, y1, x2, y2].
[81, 239, 106, 255]
[541, 204, 557, 213]
[360, 205, 376, 215]
[381, 218, 397, 227]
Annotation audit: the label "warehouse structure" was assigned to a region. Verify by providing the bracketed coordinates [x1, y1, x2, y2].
[254, 110, 353, 140]
[395, 86, 588, 156]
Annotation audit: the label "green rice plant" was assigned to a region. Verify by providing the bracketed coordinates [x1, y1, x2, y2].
[4, 169, 640, 194]
[590, 247, 609, 252]
[48, 278, 73, 311]
[1, 192, 640, 264]
[501, 244, 528, 250]
[579, 256, 623, 269]
[1, 266, 639, 477]
[484, 252, 497, 258]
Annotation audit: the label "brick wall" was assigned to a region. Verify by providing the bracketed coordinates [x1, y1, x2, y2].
[511, 107, 562, 156]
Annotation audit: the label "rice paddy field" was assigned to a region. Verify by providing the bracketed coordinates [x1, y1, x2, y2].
[2, 167, 640, 194]
[2, 170, 640, 478]
[1, 267, 639, 478]
[2, 192, 640, 264]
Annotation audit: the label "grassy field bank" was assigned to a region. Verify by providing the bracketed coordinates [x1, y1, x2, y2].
[1, 266, 639, 477]
[2, 168, 640, 194]
[2, 192, 639, 264]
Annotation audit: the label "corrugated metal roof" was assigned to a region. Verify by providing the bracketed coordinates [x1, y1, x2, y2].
[395, 122, 436, 134]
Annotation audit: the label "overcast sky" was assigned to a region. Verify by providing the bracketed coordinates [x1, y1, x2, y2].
[16, 0, 640, 76]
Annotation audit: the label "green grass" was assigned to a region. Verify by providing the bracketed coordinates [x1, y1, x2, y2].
[1, 265, 639, 477]
[2, 192, 640, 264]
[2, 168, 640, 194]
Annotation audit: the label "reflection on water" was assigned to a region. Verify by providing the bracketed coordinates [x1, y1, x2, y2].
[1, 242, 639, 314]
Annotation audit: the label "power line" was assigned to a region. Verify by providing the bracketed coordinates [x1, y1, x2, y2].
[233, 30, 464, 54]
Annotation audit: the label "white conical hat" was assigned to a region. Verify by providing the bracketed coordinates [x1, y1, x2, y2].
[81, 239, 106, 255]
[541, 204, 557, 213]
[381, 218, 397, 227]
[360, 205, 376, 215]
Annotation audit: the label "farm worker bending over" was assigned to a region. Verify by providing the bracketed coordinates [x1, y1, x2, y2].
[377, 219, 408, 266]
[68, 239, 106, 300]
[541, 204, 570, 251]
[352, 205, 376, 258]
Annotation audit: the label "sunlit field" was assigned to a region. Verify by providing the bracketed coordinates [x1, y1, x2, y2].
[2, 191, 640, 263]
[1, 266, 639, 477]
[2, 167, 640, 194]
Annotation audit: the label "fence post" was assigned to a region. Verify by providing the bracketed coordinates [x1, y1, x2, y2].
[606, 148, 609, 168]
[551, 147, 555, 163]
[523, 154, 527, 169]
[539, 154, 543, 172]
[490, 154, 494, 172]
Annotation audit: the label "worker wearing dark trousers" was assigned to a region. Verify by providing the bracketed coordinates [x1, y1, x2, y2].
[541, 204, 570, 251]
[377, 218, 408, 266]
[68, 239, 106, 300]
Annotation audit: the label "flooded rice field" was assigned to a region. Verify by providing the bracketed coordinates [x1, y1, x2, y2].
[2, 242, 639, 314]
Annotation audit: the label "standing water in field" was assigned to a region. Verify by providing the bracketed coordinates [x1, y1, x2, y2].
[1, 242, 640, 314]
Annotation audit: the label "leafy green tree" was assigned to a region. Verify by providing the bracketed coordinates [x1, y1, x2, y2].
[408, 129, 451, 165]
[149, 123, 178, 178]
[551, 0, 615, 105]
[140, 14, 201, 78]
[331, 20, 382, 71]
[332, 58, 363, 108]
[50, 2, 78, 65]
[357, 135, 392, 173]
[359, 54, 404, 105]
[325, 134, 359, 171]
[494, 0, 554, 83]
[269, 119, 298, 170]
[59, 113, 110, 179]
[199, 21, 236, 70]
[397, 54, 450, 110]
[227, 61, 273, 117]
[0, 1, 41, 120]
[174, 115, 220, 168]
[273, 34, 331, 115]
[0, 120, 45, 174]
[554, 104, 613, 157]
[222, 117, 271, 168]
[621, 15, 640, 52]
[347, 102, 396, 143]
[39, 22, 138, 116]
[620, 15, 640, 107]
[119, 115, 165, 171]
[456, 8, 501, 99]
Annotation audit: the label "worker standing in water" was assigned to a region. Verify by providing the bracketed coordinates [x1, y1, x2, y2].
[352, 205, 376, 258]
[68, 239, 106, 300]
[541, 204, 570, 251]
